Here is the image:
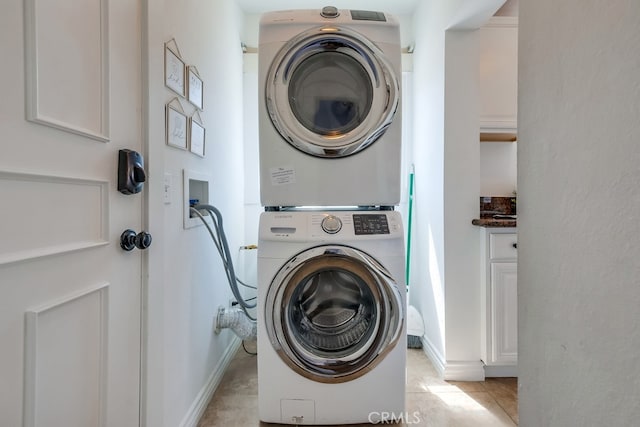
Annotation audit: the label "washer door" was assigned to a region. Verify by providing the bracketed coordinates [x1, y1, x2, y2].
[265, 26, 399, 158]
[265, 245, 404, 383]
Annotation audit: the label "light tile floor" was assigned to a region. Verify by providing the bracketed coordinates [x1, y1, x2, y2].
[198, 342, 518, 427]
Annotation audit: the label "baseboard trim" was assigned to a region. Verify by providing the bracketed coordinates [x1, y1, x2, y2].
[179, 337, 242, 427]
[420, 335, 446, 377]
[442, 360, 485, 381]
[421, 336, 486, 381]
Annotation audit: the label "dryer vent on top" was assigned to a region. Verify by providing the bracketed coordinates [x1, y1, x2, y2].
[258, 7, 402, 208]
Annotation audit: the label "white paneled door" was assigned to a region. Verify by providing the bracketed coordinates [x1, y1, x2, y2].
[0, 0, 144, 426]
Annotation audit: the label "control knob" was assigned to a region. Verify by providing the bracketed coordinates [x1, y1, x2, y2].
[321, 6, 340, 18]
[321, 215, 342, 234]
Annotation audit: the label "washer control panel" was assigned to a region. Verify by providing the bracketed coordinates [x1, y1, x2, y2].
[353, 214, 390, 235]
[305, 211, 401, 239]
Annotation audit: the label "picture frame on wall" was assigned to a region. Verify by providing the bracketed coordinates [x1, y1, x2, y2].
[165, 98, 187, 150]
[189, 115, 206, 157]
[164, 39, 185, 96]
[187, 66, 204, 110]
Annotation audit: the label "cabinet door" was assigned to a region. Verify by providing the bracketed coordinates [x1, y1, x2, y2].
[490, 262, 518, 365]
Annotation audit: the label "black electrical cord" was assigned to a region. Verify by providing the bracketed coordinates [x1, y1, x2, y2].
[242, 340, 257, 356]
[231, 296, 257, 307]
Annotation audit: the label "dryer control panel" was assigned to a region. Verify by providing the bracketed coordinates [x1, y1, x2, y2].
[350, 10, 387, 22]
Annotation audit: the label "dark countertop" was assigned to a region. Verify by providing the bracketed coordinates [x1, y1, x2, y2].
[472, 218, 517, 228]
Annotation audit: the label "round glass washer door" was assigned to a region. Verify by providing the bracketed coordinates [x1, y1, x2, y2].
[265, 245, 404, 383]
[265, 26, 400, 158]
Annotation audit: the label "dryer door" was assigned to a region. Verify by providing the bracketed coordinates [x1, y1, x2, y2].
[265, 245, 404, 383]
[265, 26, 399, 158]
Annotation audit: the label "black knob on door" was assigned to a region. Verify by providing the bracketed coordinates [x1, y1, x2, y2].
[120, 229, 152, 251]
[135, 231, 152, 249]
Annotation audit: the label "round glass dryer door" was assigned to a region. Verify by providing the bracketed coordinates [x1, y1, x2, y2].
[265, 245, 404, 383]
[265, 27, 400, 158]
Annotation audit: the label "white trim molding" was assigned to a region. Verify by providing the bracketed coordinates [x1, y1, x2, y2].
[422, 336, 486, 381]
[421, 335, 446, 377]
[0, 170, 109, 265]
[24, 0, 110, 141]
[178, 337, 242, 427]
[23, 283, 109, 427]
[442, 360, 486, 381]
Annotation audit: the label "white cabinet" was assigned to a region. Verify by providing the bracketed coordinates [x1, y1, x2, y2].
[490, 262, 518, 364]
[481, 228, 517, 376]
[478, 17, 518, 133]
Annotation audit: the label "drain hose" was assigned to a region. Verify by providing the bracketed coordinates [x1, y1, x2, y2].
[190, 204, 257, 321]
[216, 307, 257, 341]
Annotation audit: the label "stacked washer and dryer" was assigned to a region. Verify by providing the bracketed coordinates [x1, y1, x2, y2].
[257, 6, 407, 425]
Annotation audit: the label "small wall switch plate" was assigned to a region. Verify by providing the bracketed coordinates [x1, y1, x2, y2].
[163, 173, 172, 204]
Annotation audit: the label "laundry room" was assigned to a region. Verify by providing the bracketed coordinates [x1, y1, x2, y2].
[195, 0, 520, 424]
[2, 0, 514, 425]
[5, 0, 638, 426]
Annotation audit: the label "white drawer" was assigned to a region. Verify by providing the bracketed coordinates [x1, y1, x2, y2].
[490, 233, 518, 259]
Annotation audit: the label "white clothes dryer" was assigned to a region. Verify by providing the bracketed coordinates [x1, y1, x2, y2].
[257, 210, 407, 425]
[259, 7, 402, 208]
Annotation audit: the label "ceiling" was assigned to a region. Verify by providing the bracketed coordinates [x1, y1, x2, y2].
[234, 0, 421, 15]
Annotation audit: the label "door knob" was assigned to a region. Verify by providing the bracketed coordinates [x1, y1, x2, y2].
[120, 229, 152, 251]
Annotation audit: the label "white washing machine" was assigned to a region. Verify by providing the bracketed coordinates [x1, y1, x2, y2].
[257, 210, 407, 425]
[259, 7, 402, 208]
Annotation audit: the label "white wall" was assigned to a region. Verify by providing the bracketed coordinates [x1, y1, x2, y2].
[443, 29, 482, 369]
[480, 142, 517, 196]
[144, 1, 248, 426]
[242, 53, 262, 250]
[409, 0, 447, 369]
[410, 0, 504, 380]
[518, 0, 640, 425]
[495, 0, 518, 17]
